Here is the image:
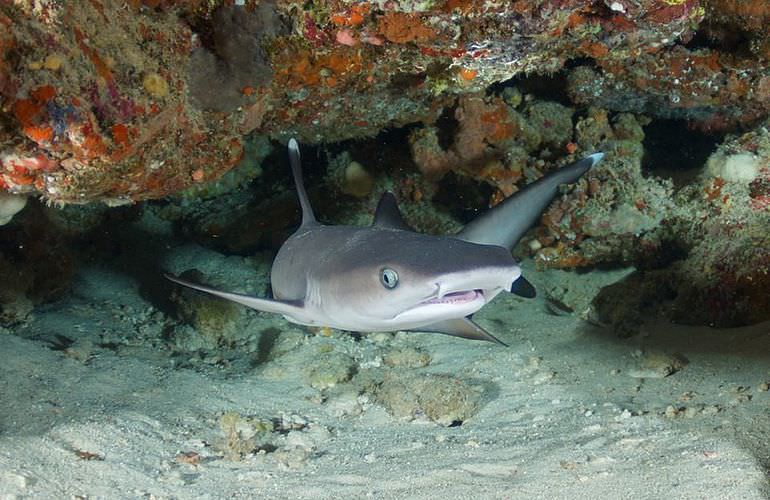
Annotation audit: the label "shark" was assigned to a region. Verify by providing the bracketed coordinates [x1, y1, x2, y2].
[166, 139, 603, 345]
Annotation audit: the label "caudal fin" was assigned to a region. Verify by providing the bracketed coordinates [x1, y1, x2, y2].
[456, 153, 604, 250]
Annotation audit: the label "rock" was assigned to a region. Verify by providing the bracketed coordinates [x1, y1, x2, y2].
[0, 193, 27, 225]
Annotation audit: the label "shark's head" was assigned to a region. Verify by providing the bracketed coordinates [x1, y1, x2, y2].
[308, 228, 520, 331]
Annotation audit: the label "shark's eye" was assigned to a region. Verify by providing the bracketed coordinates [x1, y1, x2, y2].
[380, 268, 399, 289]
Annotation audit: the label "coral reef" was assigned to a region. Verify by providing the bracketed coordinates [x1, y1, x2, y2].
[0, 0, 766, 334]
[587, 118, 770, 331]
[403, 86, 768, 329]
[532, 109, 674, 269]
[1, 0, 718, 204]
[409, 93, 577, 202]
[569, 1, 770, 131]
[567, 47, 770, 131]
[667, 122, 770, 326]
[0, 2, 244, 204]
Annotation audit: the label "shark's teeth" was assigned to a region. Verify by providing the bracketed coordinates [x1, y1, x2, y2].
[423, 289, 481, 305]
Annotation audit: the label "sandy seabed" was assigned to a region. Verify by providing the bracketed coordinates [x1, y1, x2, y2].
[1, 241, 769, 499]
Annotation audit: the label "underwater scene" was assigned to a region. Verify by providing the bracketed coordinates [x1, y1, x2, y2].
[1, 1, 769, 498]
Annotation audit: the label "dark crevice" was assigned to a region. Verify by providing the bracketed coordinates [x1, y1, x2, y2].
[642, 119, 725, 187]
[685, 24, 754, 58]
[434, 172, 493, 224]
[434, 105, 459, 151]
[490, 67, 576, 106]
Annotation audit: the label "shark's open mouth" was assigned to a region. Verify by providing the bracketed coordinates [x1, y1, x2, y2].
[422, 289, 482, 305]
[392, 288, 488, 324]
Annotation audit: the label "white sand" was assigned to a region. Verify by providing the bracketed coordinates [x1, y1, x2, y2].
[1, 248, 768, 499]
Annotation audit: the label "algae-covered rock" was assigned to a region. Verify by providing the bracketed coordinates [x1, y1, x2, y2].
[525, 101, 574, 150]
[169, 270, 242, 349]
[302, 350, 358, 390]
[217, 411, 275, 461]
[376, 372, 483, 426]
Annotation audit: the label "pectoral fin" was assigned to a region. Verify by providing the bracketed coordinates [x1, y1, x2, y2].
[411, 317, 507, 346]
[165, 273, 306, 317]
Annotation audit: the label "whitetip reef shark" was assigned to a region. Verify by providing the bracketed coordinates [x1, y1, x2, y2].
[166, 139, 603, 345]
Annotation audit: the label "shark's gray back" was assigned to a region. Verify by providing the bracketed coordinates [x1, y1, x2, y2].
[270, 224, 515, 302]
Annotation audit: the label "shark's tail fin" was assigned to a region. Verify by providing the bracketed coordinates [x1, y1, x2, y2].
[456, 152, 604, 250]
[288, 138, 317, 226]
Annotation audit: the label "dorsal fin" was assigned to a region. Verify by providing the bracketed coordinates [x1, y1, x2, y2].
[373, 192, 412, 231]
[456, 153, 604, 250]
[288, 139, 317, 227]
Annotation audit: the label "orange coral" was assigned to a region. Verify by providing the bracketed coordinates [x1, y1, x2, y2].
[410, 96, 519, 190]
[30, 85, 56, 102]
[111, 123, 130, 147]
[458, 68, 477, 81]
[13, 99, 42, 127]
[275, 47, 364, 88]
[23, 125, 54, 144]
[377, 12, 435, 44]
[477, 100, 515, 142]
[82, 134, 108, 158]
[331, 3, 369, 26]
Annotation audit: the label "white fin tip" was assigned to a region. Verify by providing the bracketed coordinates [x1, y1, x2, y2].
[587, 152, 605, 165]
